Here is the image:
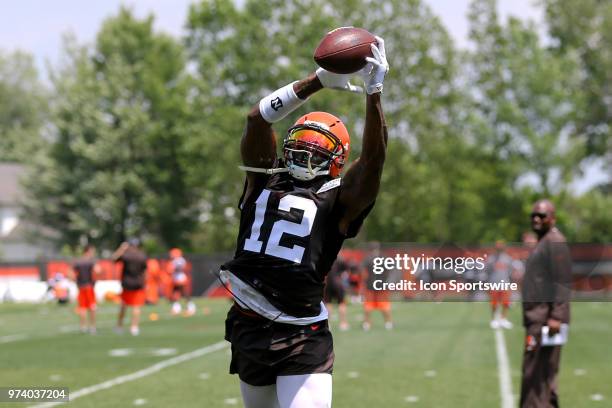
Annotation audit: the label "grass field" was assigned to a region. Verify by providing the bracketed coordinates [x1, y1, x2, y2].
[1, 299, 611, 407]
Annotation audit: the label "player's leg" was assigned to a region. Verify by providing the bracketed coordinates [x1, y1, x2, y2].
[76, 289, 86, 331]
[88, 307, 96, 334]
[276, 374, 332, 408]
[117, 304, 126, 328]
[185, 286, 196, 315]
[362, 303, 372, 330]
[78, 308, 87, 332]
[489, 292, 500, 328]
[77, 289, 87, 332]
[499, 292, 513, 329]
[130, 306, 141, 335]
[338, 300, 349, 330]
[362, 291, 374, 330]
[240, 381, 280, 408]
[335, 286, 349, 330]
[171, 286, 182, 315]
[381, 303, 393, 330]
[86, 287, 96, 333]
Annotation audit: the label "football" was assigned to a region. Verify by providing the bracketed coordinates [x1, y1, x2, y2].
[314, 27, 376, 74]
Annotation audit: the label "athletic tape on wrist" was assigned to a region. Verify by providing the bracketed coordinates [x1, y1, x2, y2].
[259, 81, 306, 123]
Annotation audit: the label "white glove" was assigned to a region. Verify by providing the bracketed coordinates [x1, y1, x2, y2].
[360, 36, 389, 94]
[316, 67, 363, 93]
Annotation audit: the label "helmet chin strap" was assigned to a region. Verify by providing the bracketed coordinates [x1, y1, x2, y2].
[239, 148, 331, 180]
[238, 165, 289, 174]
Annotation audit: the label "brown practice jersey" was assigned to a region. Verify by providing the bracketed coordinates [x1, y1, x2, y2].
[119, 247, 148, 290]
[73, 258, 95, 287]
[522, 227, 572, 326]
[223, 171, 372, 317]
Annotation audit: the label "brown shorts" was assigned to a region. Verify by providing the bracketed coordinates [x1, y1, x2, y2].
[224, 304, 334, 386]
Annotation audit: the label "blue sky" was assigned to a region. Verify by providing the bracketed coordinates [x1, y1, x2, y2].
[1, 0, 544, 72]
[0, 0, 607, 191]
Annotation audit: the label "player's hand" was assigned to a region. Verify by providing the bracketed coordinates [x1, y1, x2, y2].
[546, 318, 561, 335]
[316, 67, 363, 93]
[360, 36, 389, 94]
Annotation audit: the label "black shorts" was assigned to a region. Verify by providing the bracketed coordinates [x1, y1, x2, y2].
[224, 304, 334, 386]
[172, 283, 187, 297]
[324, 284, 346, 304]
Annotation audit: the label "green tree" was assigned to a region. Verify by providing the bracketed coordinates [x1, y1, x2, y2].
[185, 0, 505, 245]
[559, 189, 612, 243]
[24, 8, 195, 251]
[184, 0, 361, 251]
[466, 0, 586, 199]
[543, 0, 612, 156]
[0, 50, 48, 162]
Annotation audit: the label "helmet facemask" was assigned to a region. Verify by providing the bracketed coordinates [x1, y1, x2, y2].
[283, 123, 346, 181]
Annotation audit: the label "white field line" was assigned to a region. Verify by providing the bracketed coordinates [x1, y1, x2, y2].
[29, 341, 228, 408]
[0, 319, 118, 344]
[494, 328, 514, 408]
[0, 333, 30, 343]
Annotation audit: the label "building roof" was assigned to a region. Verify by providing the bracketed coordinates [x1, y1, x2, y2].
[0, 163, 26, 205]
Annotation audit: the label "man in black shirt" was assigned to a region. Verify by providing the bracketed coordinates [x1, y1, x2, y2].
[71, 245, 102, 334]
[520, 199, 572, 407]
[113, 239, 148, 336]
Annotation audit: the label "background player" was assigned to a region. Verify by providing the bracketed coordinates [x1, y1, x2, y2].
[46, 272, 70, 305]
[168, 247, 196, 316]
[221, 37, 389, 408]
[112, 239, 148, 336]
[70, 245, 102, 334]
[361, 241, 393, 331]
[486, 240, 514, 329]
[324, 256, 350, 331]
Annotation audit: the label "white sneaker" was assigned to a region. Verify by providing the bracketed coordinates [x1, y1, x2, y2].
[89, 327, 97, 335]
[172, 302, 181, 315]
[500, 319, 513, 329]
[339, 322, 350, 331]
[186, 302, 196, 316]
[130, 326, 140, 336]
[384, 321, 394, 330]
[362, 322, 371, 331]
[490, 319, 500, 329]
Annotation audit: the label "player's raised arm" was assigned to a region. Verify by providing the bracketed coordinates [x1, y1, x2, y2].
[240, 69, 366, 184]
[338, 37, 389, 232]
[111, 242, 129, 261]
[241, 74, 328, 169]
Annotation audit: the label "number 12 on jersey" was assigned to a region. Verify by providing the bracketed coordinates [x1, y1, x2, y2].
[243, 189, 318, 263]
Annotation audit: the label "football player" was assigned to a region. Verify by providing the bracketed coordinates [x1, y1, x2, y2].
[324, 256, 350, 331]
[221, 37, 389, 408]
[112, 239, 148, 336]
[70, 245, 102, 334]
[168, 248, 196, 316]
